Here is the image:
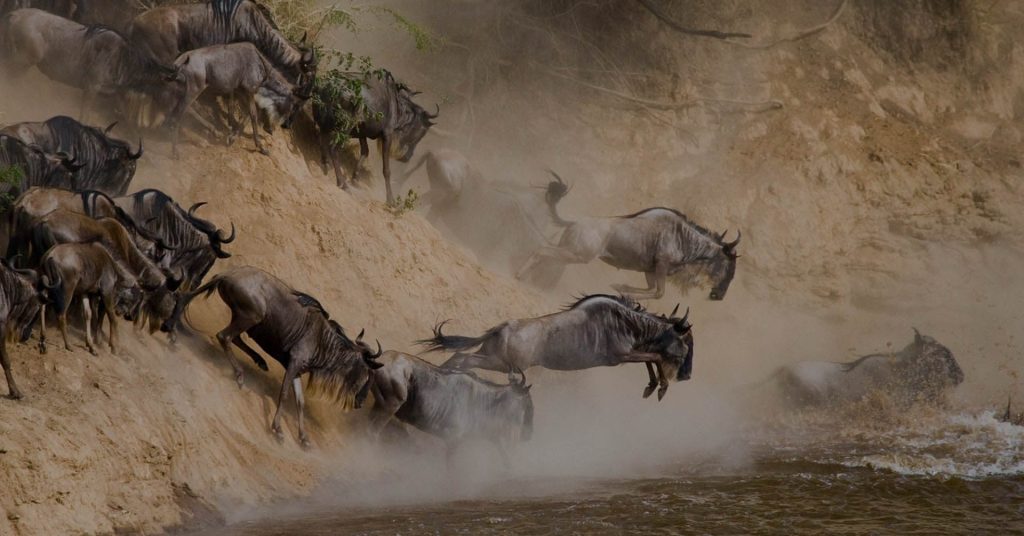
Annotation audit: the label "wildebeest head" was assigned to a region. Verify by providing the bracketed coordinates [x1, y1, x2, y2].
[393, 90, 437, 163]
[645, 305, 694, 382]
[707, 230, 740, 301]
[899, 329, 964, 396]
[98, 136, 143, 188]
[186, 201, 236, 260]
[255, 85, 310, 134]
[114, 276, 144, 321]
[351, 327, 384, 370]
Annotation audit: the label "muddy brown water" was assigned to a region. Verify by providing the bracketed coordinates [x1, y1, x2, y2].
[190, 411, 1024, 535]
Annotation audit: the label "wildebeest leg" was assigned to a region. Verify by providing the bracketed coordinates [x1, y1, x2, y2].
[247, 99, 269, 156]
[655, 363, 669, 401]
[81, 297, 97, 356]
[101, 293, 119, 355]
[225, 93, 245, 146]
[357, 137, 370, 176]
[612, 266, 667, 300]
[170, 85, 203, 159]
[38, 304, 47, 354]
[0, 325, 22, 400]
[231, 337, 269, 371]
[495, 441, 511, 470]
[440, 352, 510, 373]
[643, 362, 658, 399]
[270, 368, 297, 443]
[215, 313, 259, 388]
[292, 375, 311, 449]
[368, 377, 405, 439]
[381, 136, 395, 205]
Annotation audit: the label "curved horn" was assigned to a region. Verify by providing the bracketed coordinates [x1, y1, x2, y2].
[356, 328, 365, 342]
[717, 230, 727, 241]
[426, 104, 439, 119]
[670, 303, 680, 318]
[723, 230, 741, 250]
[104, 121, 118, 134]
[547, 169, 567, 186]
[217, 222, 236, 244]
[187, 202, 207, 217]
[43, 271, 61, 290]
[373, 339, 383, 358]
[130, 138, 144, 160]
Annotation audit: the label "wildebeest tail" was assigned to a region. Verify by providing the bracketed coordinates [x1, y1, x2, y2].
[545, 170, 573, 227]
[41, 256, 66, 316]
[417, 320, 497, 353]
[161, 274, 224, 333]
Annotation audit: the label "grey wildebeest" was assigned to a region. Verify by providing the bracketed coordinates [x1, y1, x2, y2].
[517, 195, 741, 300]
[165, 42, 310, 157]
[313, 70, 437, 205]
[420, 295, 693, 400]
[765, 329, 964, 407]
[166, 266, 381, 447]
[0, 258, 50, 398]
[1, 116, 143, 195]
[0, 135, 81, 195]
[39, 242, 143, 355]
[402, 150, 570, 287]
[369, 351, 533, 463]
[127, 0, 316, 87]
[0, 9, 160, 118]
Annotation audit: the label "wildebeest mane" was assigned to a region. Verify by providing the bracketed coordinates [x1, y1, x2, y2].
[563, 293, 645, 313]
[305, 318, 368, 409]
[618, 207, 724, 243]
[211, 0, 244, 31]
[82, 24, 123, 40]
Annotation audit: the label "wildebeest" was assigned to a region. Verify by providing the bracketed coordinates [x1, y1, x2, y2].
[1, 116, 142, 195]
[0, 0, 74, 18]
[165, 42, 310, 157]
[167, 266, 381, 447]
[420, 295, 693, 400]
[313, 70, 437, 205]
[0, 135, 81, 196]
[765, 329, 964, 407]
[39, 242, 142, 355]
[1, 9, 158, 118]
[0, 257, 50, 398]
[127, 0, 316, 86]
[369, 351, 533, 462]
[517, 195, 741, 300]
[403, 150, 569, 286]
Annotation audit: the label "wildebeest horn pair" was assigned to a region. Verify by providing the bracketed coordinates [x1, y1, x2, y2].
[507, 366, 528, 388]
[719, 229, 741, 257]
[188, 202, 236, 244]
[546, 169, 572, 194]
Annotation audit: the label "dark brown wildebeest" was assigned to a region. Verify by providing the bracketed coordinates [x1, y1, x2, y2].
[0, 135, 82, 197]
[1, 116, 143, 195]
[369, 351, 533, 464]
[420, 295, 694, 400]
[165, 42, 310, 157]
[39, 242, 142, 355]
[0, 9, 160, 119]
[0, 258, 50, 398]
[127, 0, 316, 87]
[518, 193, 741, 300]
[764, 329, 964, 408]
[403, 150, 569, 287]
[167, 266, 382, 448]
[313, 70, 437, 205]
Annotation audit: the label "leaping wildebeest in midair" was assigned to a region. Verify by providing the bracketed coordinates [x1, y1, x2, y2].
[517, 179, 740, 300]
[164, 42, 311, 157]
[0, 257, 52, 399]
[166, 266, 382, 448]
[313, 70, 438, 205]
[369, 351, 533, 464]
[763, 329, 964, 408]
[1, 116, 143, 195]
[420, 295, 693, 400]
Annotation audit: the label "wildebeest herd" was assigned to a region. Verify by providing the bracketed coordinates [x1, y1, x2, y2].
[0, 0, 967, 461]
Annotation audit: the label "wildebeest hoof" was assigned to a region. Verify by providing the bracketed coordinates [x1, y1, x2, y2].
[258, 147, 270, 156]
[299, 437, 312, 450]
[38, 342, 47, 355]
[234, 375, 244, 389]
[9, 390, 23, 400]
[88, 347, 98, 356]
[657, 386, 668, 401]
[643, 384, 656, 399]
[272, 428, 284, 443]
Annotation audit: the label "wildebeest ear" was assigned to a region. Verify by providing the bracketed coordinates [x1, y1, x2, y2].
[913, 327, 923, 345]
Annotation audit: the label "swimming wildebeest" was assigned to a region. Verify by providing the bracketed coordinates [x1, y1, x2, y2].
[0, 135, 81, 195]
[369, 351, 533, 463]
[517, 192, 740, 300]
[420, 295, 693, 400]
[765, 329, 964, 407]
[402, 150, 570, 287]
[165, 42, 311, 157]
[0, 9, 158, 118]
[0, 258, 51, 398]
[1, 116, 142, 195]
[313, 70, 437, 205]
[39, 242, 143, 355]
[167, 266, 382, 447]
[127, 0, 316, 86]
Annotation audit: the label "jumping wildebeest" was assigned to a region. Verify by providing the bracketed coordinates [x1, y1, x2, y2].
[39, 242, 142, 355]
[1, 9, 158, 118]
[0, 135, 81, 195]
[369, 351, 533, 463]
[403, 150, 569, 286]
[0, 258, 50, 398]
[127, 0, 316, 86]
[1, 116, 142, 195]
[765, 329, 964, 407]
[517, 193, 741, 300]
[420, 295, 693, 400]
[167, 266, 382, 447]
[313, 70, 437, 205]
[165, 42, 310, 157]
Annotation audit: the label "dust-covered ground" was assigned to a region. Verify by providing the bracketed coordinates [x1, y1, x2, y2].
[1, 0, 1023, 534]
